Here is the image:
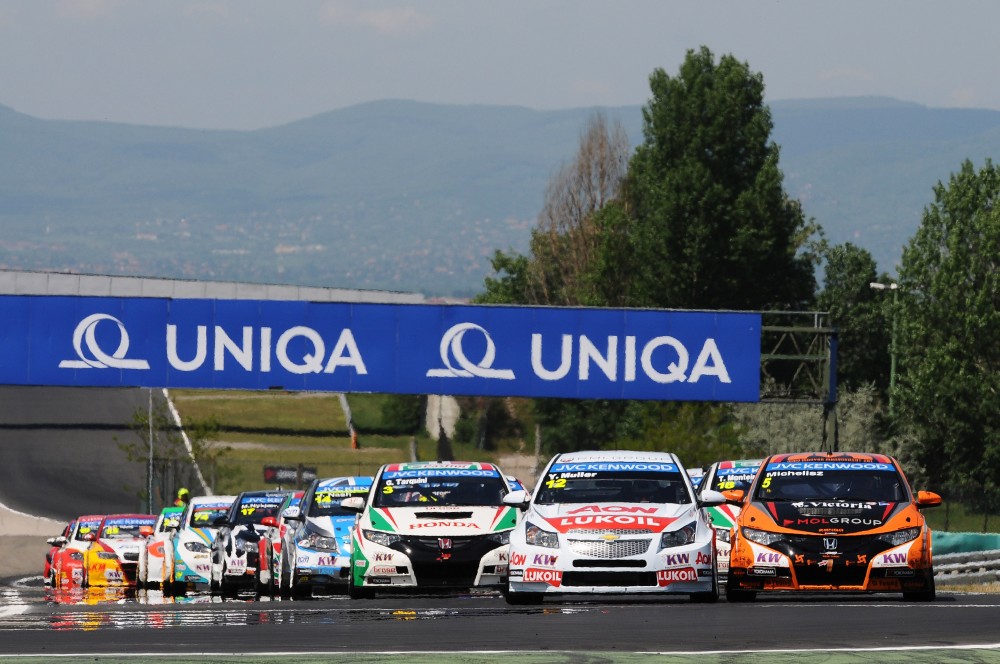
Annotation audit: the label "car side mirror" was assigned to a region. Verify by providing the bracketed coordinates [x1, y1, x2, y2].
[139, 526, 154, 537]
[916, 490, 942, 508]
[502, 490, 530, 510]
[697, 489, 726, 507]
[260, 516, 279, 528]
[340, 497, 365, 513]
[281, 506, 302, 521]
[722, 489, 745, 505]
[82, 532, 96, 542]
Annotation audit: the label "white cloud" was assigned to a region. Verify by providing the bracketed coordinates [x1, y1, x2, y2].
[319, 0, 432, 36]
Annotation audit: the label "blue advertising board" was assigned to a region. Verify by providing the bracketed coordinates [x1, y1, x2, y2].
[0, 296, 761, 401]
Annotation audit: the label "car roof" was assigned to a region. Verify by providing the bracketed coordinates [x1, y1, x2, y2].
[552, 450, 680, 464]
[316, 476, 373, 489]
[380, 461, 501, 473]
[189, 495, 237, 507]
[763, 452, 896, 466]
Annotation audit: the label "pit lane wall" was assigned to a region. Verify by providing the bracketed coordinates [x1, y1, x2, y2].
[932, 532, 1000, 586]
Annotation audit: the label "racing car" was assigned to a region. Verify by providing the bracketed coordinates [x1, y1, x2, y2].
[210, 489, 291, 596]
[51, 515, 104, 588]
[45, 520, 74, 585]
[725, 451, 940, 601]
[504, 450, 726, 604]
[275, 476, 372, 597]
[137, 506, 184, 589]
[82, 513, 157, 588]
[162, 495, 236, 595]
[697, 458, 762, 582]
[345, 461, 517, 598]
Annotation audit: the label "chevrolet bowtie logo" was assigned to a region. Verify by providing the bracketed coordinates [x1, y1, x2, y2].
[600, 533, 620, 542]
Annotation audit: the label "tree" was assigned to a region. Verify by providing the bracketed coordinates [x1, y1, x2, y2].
[817, 243, 892, 393]
[894, 159, 1000, 496]
[623, 46, 818, 311]
[476, 112, 630, 306]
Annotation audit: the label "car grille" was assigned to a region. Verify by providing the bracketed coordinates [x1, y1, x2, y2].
[567, 539, 651, 558]
[566, 528, 657, 535]
[795, 507, 867, 516]
[562, 571, 658, 587]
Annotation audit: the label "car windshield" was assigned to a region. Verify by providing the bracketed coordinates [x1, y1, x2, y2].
[74, 519, 102, 540]
[707, 463, 761, 494]
[534, 461, 691, 505]
[189, 505, 229, 528]
[374, 470, 507, 507]
[232, 494, 286, 526]
[100, 518, 154, 539]
[755, 463, 907, 502]
[310, 488, 370, 516]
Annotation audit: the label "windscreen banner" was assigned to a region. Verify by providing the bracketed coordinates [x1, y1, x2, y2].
[0, 295, 761, 401]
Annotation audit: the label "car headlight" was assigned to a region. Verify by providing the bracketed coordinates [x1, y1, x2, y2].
[69, 551, 84, 561]
[524, 521, 559, 548]
[362, 529, 401, 547]
[660, 523, 696, 549]
[487, 531, 510, 545]
[742, 527, 785, 547]
[714, 527, 731, 544]
[183, 541, 210, 554]
[876, 527, 920, 547]
[299, 533, 339, 551]
[96, 551, 118, 560]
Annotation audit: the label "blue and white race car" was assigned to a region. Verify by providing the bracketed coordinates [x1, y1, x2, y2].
[504, 450, 726, 604]
[276, 476, 372, 597]
[162, 495, 236, 595]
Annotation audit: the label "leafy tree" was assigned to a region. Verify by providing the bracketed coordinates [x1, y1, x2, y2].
[894, 159, 1000, 495]
[380, 394, 427, 435]
[817, 243, 892, 393]
[623, 46, 818, 311]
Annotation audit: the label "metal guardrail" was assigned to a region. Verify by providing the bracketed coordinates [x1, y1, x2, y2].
[934, 549, 1000, 586]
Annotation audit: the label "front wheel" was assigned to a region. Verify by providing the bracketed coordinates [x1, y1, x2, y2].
[348, 574, 375, 600]
[504, 588, 543, 605]
[690, 573, 719, 603]
[902, 571, 936, 602]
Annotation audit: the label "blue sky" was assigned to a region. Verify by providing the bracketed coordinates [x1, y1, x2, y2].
[2, 0, 998, 130]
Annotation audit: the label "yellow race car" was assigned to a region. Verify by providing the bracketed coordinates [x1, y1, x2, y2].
[83, 513, 157, 587]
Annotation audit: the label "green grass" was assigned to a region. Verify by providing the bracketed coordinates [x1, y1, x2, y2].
[169, 390, 517, 495]
[924, 500, 998, 533]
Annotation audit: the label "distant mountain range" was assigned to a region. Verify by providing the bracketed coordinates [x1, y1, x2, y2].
[2, 97, 999, 297]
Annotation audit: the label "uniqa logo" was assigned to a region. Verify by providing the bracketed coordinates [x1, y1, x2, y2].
[58, 314, 150, 370]
[426, 322, 516, 379]
[427, 322, 732, 384]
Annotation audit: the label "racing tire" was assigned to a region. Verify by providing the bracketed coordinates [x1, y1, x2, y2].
[503, 589, 544, 606]
[278, 556, 292, 600]
[902, 572, 936, 602]
[690, 574, 720, 603]
[347, 575, 375, 600]
[136, 550, 148, 591]
[724, 587, 757, 602]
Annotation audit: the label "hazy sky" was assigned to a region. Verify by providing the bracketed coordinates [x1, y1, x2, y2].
[2, 0, 997, 130]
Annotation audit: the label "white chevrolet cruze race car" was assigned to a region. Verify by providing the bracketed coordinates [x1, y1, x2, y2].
[504, 450, 726, 604]
[344, 461, 517, 598]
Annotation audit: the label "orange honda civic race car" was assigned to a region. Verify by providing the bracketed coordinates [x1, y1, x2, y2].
[724, 452, 941, 602]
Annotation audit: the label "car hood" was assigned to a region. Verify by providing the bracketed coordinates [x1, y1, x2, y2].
[365, 505, 517, 535]
[97, 537, 144, 559]
[752, 500, 905, 534]
[306, 515, 356, 543]
[529, 502, 694, 534]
